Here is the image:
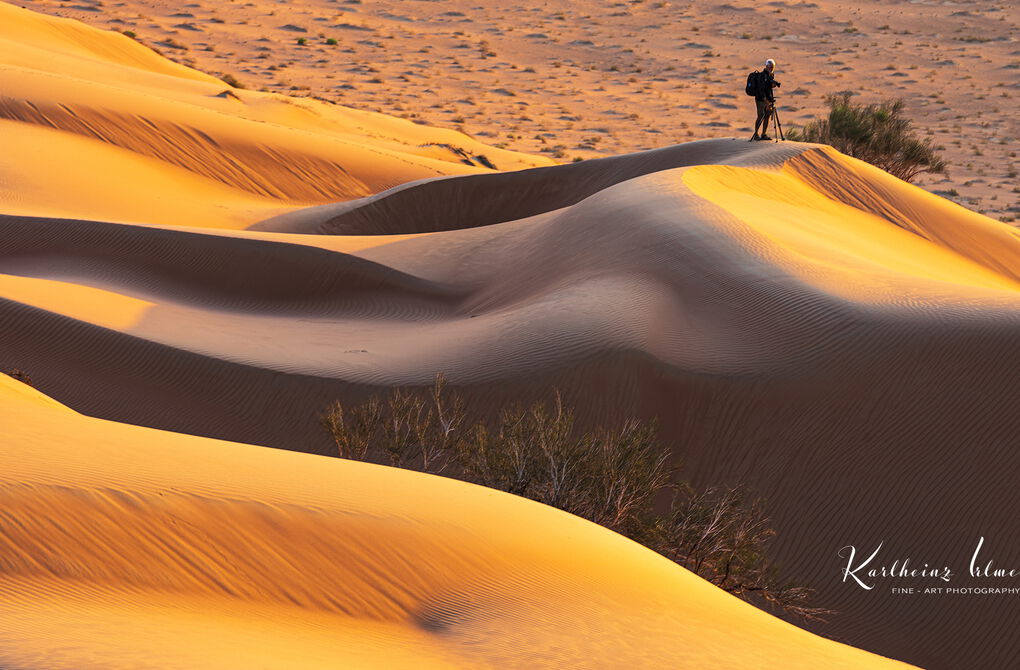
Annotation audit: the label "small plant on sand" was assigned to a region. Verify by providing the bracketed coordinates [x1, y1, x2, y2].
[418, 142, 496, 169]
[321, 375, 832, 621]
[788, 93, 947, 182]
[296, 37, 308, 46]
[162, 37, 188, 50]
[1, 369, 34, 387]
[218, 73, 246, 89]
[652, 484, 819, 617]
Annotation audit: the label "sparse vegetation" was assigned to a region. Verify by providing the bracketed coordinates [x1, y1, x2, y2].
[161, 37, 188, 50]
[320, 374, 832, 621]
[1, 368, 33, 387]
[788, 93, 947, 182]
[418, 142, 496, 169]
[218, 73, 246, 89]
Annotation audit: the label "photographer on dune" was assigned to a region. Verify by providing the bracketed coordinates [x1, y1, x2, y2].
[749, 58, 781, 141]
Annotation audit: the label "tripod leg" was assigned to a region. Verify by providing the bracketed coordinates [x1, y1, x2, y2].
[774, 107, 785, 141]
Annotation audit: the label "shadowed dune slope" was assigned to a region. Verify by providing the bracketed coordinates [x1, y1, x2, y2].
[0, 375, 915, 669]
[0, 1, 551, 228]
[253, 138, 805, 234]
[2, 137, 1018, 669]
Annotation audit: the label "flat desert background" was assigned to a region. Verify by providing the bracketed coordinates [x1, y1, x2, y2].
[1, 1, 1019, 670]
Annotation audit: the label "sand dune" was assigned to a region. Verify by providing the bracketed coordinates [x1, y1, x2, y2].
[2, 3, 1020, 669]
[3, 138, 1019, 668]
[0, 374, 915, 669]
[0, 1, 550, 228]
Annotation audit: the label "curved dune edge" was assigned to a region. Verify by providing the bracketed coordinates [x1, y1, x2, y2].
[0, 374, 915, 669]
[0, 119, 293, 230]
[681, 155, 1020, 299]
[252, 137, 807, 234]
[1, 141, 1015, 385]
[0, 1, 553, 228]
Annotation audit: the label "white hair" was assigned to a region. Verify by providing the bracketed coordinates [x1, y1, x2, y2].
[765, 58, 776, 67]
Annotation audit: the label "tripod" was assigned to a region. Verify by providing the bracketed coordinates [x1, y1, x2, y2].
[771, 103, 785, 141]
[750, 100, 785, 142]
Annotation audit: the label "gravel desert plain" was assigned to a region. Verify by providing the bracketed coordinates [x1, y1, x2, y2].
[1, 1, 1019, 669]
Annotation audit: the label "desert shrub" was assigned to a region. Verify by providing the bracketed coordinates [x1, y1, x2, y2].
[1, 369, 33, 387]
[577, 420, 672, 534]
[418, 142, 497, 170]
[652, 484, 827, 620]
[219, 73, 246, 89]
[162, 37, 188, 51]
[320, 395, 380, 460]
[320, 375, 830, 620]
[789, 93, 946, 182]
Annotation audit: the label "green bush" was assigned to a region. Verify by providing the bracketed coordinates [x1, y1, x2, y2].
[321, 374, 832, 621]
[789, 93, 947, 182]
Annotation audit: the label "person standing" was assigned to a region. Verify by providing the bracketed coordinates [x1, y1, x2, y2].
[751, 58, 781, 141]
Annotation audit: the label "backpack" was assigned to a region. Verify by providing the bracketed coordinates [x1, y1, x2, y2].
[745, 70, 760, 96]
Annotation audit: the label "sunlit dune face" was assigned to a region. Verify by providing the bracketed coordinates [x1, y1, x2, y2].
[682, 162, 1020, 299]
[0, 120, 291, 229]
[0, 273, 154, 330]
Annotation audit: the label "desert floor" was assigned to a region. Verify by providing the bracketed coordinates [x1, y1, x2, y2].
[23, 0, 1020, 222]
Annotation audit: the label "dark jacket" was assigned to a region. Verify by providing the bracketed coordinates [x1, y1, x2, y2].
[755, 69, 779, 102]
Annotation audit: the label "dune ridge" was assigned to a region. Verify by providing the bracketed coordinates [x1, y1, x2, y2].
[254, 139, 805, 235]
[0, 97, 374, 202]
